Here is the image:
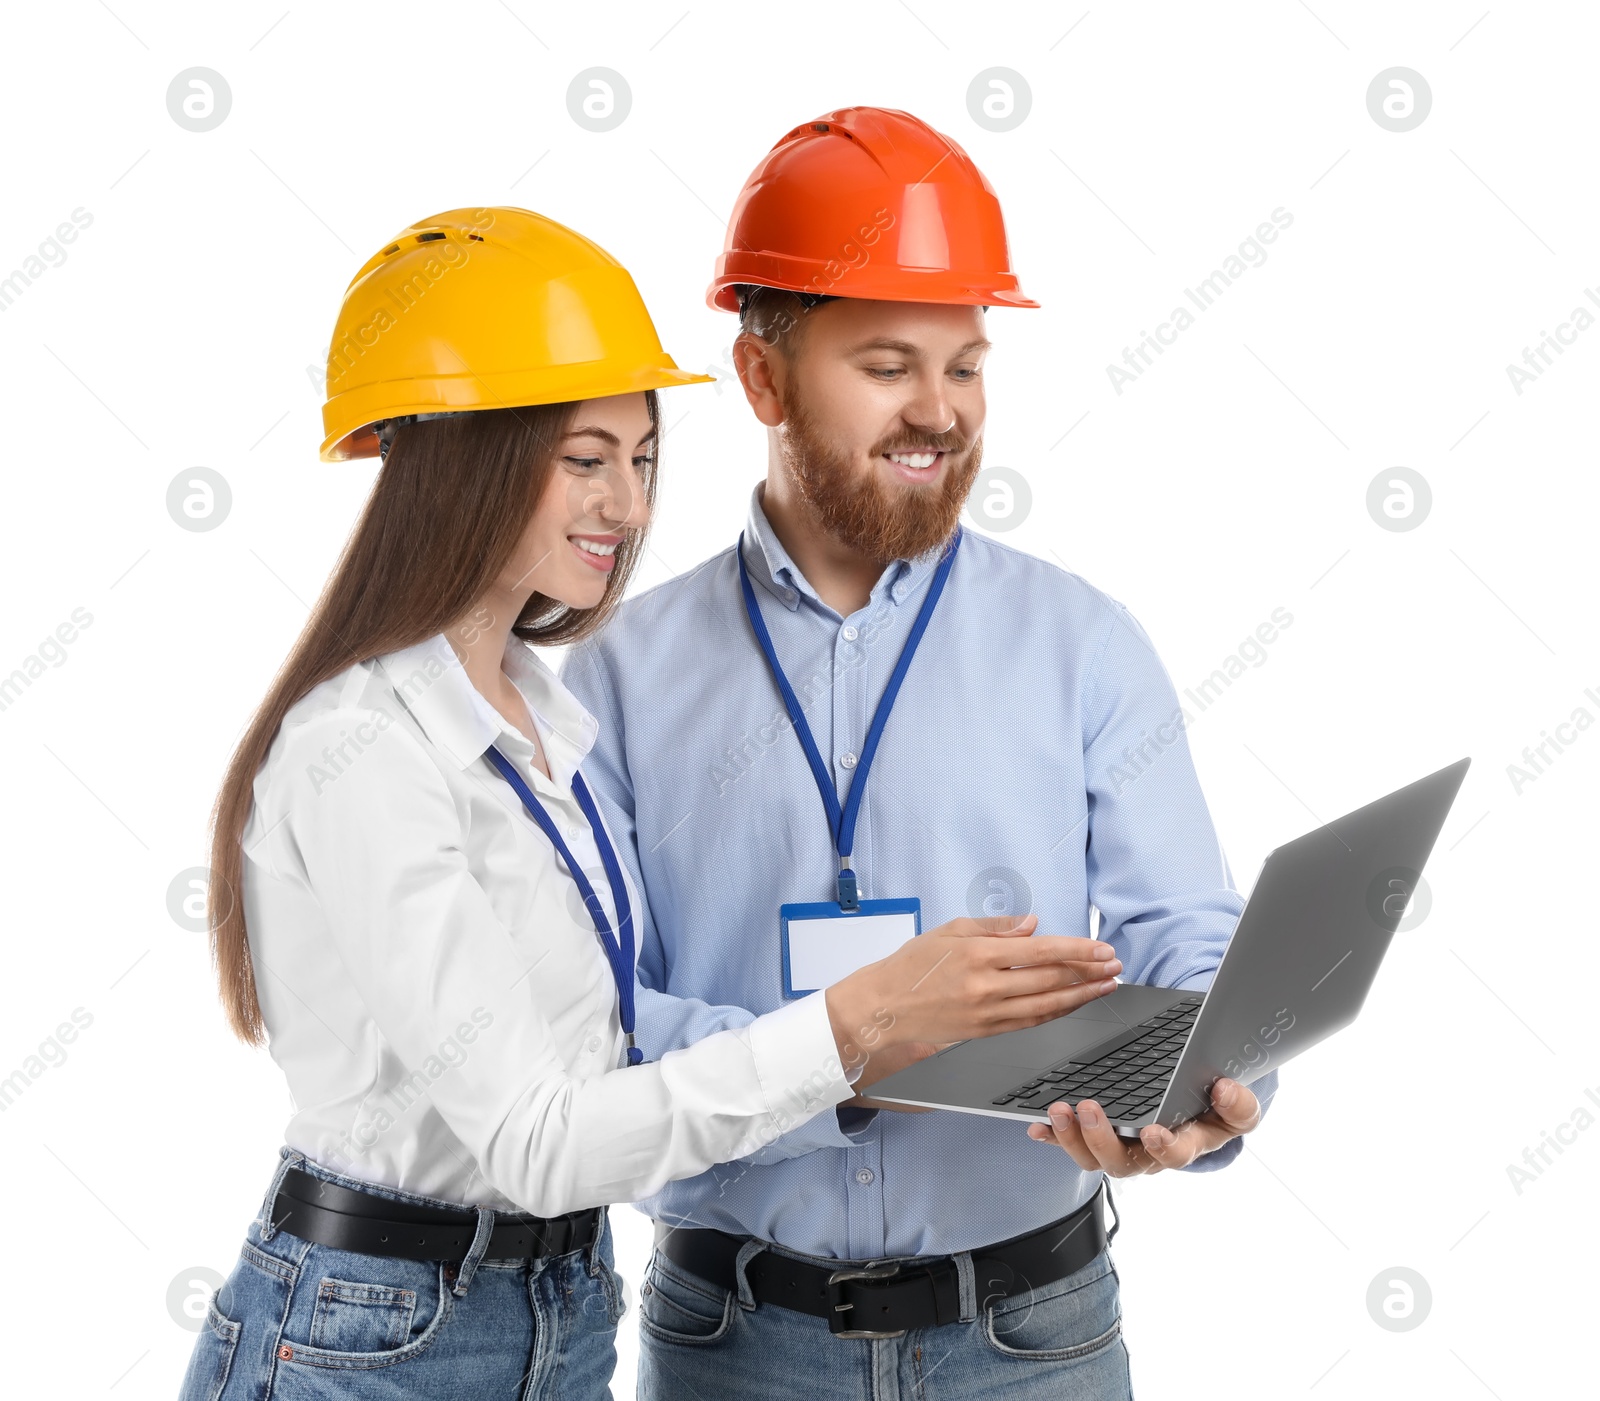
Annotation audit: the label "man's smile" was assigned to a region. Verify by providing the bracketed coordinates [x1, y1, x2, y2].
[884, 448, 946, 481]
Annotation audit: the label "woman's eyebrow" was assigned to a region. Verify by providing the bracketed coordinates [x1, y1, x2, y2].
[564, 425, 620, 446]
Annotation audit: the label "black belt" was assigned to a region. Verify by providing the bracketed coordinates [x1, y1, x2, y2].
[270, 1168, 603, 1266]
[658, 1181, 1117, 1338]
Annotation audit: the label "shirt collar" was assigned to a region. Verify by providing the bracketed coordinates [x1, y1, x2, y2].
[740, 482, 949, 615]
[375, 632, 599, 789]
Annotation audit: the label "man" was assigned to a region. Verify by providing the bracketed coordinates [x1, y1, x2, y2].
[563, 106, 1275, 1398]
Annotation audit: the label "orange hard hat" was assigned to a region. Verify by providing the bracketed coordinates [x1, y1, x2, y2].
[708, 106, 1038, 313]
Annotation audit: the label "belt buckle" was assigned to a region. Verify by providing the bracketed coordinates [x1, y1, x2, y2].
[825, 1262, 906, 1339]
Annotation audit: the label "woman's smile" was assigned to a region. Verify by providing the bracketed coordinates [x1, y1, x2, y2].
[569, 531, 623, 572]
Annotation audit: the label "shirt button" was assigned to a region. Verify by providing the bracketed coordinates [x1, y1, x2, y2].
[586, 1035, 602, 1052]
[854, 1167, 875, 1185]
[839, 752, 857, 770]
[568, 826, 584, 840]
[841, 626, 859, 642]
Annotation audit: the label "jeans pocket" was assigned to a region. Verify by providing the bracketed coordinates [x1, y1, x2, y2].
[637, 1252, 735, 1346]
[982, 1249, 1125, 1362]
[177, 1291, 242, 1401]
[274, 1246, 454, 1372]
[309, 1277, 418, 1351]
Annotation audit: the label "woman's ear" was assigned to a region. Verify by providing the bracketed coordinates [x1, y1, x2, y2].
[732, 332, 786, 428]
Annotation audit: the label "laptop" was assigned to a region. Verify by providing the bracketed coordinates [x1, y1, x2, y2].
[867, 758, 1470, 1140]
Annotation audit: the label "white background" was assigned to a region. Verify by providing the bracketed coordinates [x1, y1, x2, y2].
[2, 1, 1594, 1396]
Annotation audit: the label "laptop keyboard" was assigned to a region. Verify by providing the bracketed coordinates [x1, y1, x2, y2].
[990, 996, 1203, 1121]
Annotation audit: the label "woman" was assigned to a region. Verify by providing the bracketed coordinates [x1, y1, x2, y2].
[179, 207, 1122, 1399]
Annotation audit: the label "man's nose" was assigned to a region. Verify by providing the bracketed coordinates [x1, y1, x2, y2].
[901, 378, 958, 438]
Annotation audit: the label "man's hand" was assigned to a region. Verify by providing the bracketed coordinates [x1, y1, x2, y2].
[1024, 1077, 1262, 1174]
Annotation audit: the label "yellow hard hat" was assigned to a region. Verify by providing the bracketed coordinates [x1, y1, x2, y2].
[320, 206, 713, 461]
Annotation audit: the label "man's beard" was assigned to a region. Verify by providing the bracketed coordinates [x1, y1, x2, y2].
[776, 382, 983, 562]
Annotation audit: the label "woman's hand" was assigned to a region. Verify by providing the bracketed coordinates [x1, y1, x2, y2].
[825, 914, 1122, 1092]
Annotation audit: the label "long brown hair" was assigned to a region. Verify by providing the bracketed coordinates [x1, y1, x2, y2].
[208, 396, 658, 1044]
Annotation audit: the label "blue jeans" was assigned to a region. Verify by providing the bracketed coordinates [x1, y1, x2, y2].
[636, 1232, 1134, 1399]
[178, 1148, 625, 1400]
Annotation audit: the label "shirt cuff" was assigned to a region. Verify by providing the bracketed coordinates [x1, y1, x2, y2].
[744, 991, 858, 1135]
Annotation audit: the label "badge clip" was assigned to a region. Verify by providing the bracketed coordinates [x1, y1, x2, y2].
[837, 857, 860, 912]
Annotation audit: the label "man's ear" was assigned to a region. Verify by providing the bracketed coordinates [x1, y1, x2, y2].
[732, 331, 786, 428]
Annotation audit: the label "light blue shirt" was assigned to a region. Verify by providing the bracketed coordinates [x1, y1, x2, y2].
[563, 486, 1277, 1260]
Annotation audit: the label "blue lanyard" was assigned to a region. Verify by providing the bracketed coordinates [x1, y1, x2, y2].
[736, 528, 963, 910]
[483, 746, 643, 1066]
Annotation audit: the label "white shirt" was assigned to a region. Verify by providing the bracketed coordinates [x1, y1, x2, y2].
[241, 631, 857, 1216]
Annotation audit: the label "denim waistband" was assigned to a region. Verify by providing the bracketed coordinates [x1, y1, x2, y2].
[253, 1146, 609, 1296]
[255, 1146, 523, 1229]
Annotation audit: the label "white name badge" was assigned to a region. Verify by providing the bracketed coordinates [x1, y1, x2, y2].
[778, 898, 922, 998]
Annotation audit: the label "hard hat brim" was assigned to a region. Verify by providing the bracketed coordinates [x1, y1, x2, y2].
[707, 272, 1040, 313]
[321, 361, 714, 462]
